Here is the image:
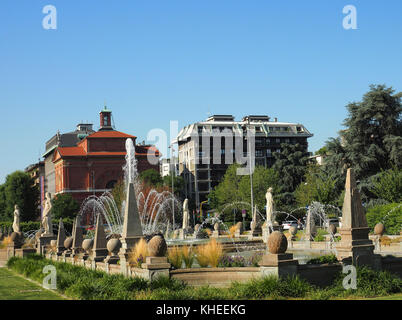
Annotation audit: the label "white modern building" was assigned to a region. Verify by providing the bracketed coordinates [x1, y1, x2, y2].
[173, 115, 313, 208]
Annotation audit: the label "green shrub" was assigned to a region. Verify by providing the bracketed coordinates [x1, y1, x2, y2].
[329, 266, 402, 297]
[0, 219, 74, 235]
[307, 254, 338, 265]
[313, 228, 328, 242]
[366, 203, 402, 235]
[370, 168, 402, 203]
[6, 255, 402, 300]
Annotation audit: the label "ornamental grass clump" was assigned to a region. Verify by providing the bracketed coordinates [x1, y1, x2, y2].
[206, 239, 223, 267]
[167, 246, 183, 269]
[229, 225, 237, 238]
[195, 239, 223, 268]
[181, 246, 194, 268]
[1, 236, 13, 248]
[195, 245, 209, 268]
[129, 238, 148, 268]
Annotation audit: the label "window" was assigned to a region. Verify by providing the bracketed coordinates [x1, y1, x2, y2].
[104, 116, 109, 126]
[276, 138, 281, 144]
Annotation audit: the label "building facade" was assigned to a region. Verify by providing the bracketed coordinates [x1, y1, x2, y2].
[160, 157, 179, 177]
[174, 115, 313, 208]
[41, 107, 160, 205]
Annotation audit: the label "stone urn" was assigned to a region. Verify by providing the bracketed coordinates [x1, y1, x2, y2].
[194, 224, 201, 233]
[107, 238, 121, 255]
[147, 235, 167, 257]
[64, 236, 73, 249]
[214, 222, 220, 232]
[82, 238, 94, 253]
[267, 231, 288, 254]
[328, 224, 337, 235]
[374, 223, 385, 236]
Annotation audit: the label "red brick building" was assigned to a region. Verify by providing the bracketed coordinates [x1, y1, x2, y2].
[51, 107, 160, 204]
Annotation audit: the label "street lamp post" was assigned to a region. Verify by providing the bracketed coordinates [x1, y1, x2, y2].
[247, 118, 254, 213]
[169, 145, 175, 230]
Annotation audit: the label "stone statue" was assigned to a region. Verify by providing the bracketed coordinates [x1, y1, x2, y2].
[250, 205, 258, 231]
[12, 204, 21, 233]
[265, 187, 275, 225]
[42, 192, 53, 235]
[182, 198, 189, 230]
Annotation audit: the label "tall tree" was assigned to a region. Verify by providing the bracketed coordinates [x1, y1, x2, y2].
[139, 169, 163, 186]
[162, 174, 185, 197]
[0, 184, 6, 221]
[295, 165, 340, 207]
[4, 171, 39, 222]
[341, 84, 402, 179]
[51, 193, 80, 220]
[238, 166, 280, 212]
[272, 143, 310, 194]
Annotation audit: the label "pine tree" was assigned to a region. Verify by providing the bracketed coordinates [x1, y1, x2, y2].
[341, 84, 402, 179]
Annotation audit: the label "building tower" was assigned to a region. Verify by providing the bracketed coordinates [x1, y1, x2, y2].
[99, 106, 113, 131]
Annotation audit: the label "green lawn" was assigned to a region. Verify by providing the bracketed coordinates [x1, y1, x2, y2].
[0, 268, 64, 300]
[366, 294, 402, 300]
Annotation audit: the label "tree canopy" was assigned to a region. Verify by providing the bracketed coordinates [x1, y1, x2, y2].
[1, 171, 39, 222]
[208, 164, 280, 221]
[340, 84, 401, 179]
[51, 193, 80, 220]
[139, 169, 163, 186]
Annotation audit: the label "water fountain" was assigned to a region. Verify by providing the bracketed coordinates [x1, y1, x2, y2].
[77, 138, 182, 238]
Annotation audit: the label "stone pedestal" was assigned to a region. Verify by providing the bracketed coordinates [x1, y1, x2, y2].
[141, 256, 171, 281]
[337, 227, 379, 268]
[119, 237, 142, 276]
[259, 253, 298, 277]
[92, 246, 108, 262]
[335, 169, 379, 269]
[37, 234, 56, 255]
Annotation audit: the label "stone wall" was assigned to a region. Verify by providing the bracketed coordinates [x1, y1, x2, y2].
[381, 256, 402, 278]
[297, 263, 342, 287]
[170, 267, 261, 287]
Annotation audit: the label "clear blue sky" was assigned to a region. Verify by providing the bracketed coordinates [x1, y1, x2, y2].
[1, 0, 402, 183]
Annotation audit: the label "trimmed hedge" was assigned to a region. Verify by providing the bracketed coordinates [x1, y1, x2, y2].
[6, 255, 402, 300]
[0, 219, 74, 235]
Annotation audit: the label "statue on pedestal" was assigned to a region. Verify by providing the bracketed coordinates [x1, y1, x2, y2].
[12, 204, 21, 233]
[265, 187, 276, 228]
[41, 192, 53, 235]
[182, 199, 189, 230]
